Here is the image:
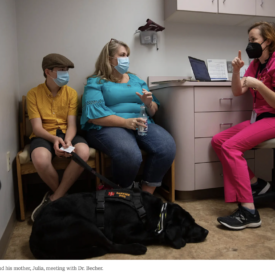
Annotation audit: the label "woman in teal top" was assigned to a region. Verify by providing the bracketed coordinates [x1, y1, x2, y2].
[81, 73, 158, 131]
[81, 39, 176, 194]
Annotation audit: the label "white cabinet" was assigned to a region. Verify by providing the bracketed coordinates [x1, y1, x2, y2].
[256, 0, 275, 17]
[195, 87, 253, 112]
[195, 159, 255, 190]
[195, 111, 251, 138]
[177, 0, 217, 13]
[165, 0, 217, 19]
[149, 78, 273, 192]
[219, 0, 256, 16]
[164, 0, 275, 26]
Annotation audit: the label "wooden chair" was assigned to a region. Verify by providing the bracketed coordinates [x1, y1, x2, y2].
[16, 95, 100, 221]
[100, 152, 175, 202]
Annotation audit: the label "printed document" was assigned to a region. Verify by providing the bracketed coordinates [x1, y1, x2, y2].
[207, 59, 229, 80]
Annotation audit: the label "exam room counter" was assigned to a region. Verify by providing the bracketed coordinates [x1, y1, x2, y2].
[147, 76, 272, 200]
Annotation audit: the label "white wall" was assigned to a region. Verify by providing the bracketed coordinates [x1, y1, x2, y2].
[16, 0, 166, 96]
[15, 0, 251, 97]
[164, 22, 248, 78]
[0, 0, 19, 241]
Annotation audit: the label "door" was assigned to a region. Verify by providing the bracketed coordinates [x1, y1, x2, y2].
[256, 0, 275, 16]
[219, 0, 256, 16]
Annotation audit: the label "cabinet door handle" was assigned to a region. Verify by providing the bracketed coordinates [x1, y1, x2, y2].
[223, 0, 226, 3]
[212, 0, 214, 3]
[261, 0, 264, 7]
[220, 123, 233, 127]
[220, 98, 233, 101]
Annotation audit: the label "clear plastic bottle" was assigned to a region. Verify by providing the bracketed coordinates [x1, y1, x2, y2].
[138, 106, 148, 136]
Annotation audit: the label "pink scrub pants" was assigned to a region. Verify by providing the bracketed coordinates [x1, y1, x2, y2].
[211, 118, 275, 203]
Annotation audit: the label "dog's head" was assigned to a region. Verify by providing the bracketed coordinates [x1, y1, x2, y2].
[164, 204, 208, 249]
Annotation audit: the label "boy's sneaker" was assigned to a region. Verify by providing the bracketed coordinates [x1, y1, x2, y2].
[217, 205, 261, 230]
[31, 191, 52, 222]
[252, 178, 271, 196]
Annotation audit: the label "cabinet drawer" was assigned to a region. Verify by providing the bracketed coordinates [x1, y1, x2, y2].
[195, 111, 251, 137]
[195, 138, 255, 163]
[195, 159, 255, 190]
[195, 87, 253, 112]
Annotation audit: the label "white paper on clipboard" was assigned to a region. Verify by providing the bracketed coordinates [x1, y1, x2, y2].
[207, 59, 229, 80]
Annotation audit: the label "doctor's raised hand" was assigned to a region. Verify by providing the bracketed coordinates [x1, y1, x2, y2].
[232, 50, 245, 72]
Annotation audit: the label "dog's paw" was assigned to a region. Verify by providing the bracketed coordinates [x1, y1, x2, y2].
[129, 243, 147, 255]
[113, 243, 147, 255]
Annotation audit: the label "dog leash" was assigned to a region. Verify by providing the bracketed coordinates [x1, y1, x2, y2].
[71, 152, 120, 189]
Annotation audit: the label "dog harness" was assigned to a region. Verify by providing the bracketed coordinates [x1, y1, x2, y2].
[95, 186, 147, 231]
[155, 203, 168, 235]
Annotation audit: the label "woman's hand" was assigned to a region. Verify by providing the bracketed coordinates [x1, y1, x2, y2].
[124, 118, 147, 130]
[136, 89, 153, 107]
[232, 50, 245, 73]
[243, 76, 262, 90]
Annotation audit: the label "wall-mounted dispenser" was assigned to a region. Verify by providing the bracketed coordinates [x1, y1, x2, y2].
[135, 19, 165, 50]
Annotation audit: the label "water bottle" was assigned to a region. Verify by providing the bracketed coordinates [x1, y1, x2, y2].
[138, 106, 148, 136]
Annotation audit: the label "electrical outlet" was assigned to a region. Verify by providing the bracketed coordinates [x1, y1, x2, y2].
[227, 61, 233, 73]
[6, 151, 11, 171]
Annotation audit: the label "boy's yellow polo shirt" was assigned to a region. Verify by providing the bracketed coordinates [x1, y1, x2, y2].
[26, 82, 78, 139]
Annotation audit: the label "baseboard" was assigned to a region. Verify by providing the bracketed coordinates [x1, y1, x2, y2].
[175, 187, 224, 201]
[0, 209, 16, 259]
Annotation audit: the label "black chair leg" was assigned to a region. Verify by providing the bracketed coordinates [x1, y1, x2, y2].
[272, 148, 275, 185]
[254, 148, 275, 205]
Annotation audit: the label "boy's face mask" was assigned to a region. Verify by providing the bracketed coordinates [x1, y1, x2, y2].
[52, 71, 69, 87]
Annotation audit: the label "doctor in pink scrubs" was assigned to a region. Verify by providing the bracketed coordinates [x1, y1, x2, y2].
[212, 22, 275, 230]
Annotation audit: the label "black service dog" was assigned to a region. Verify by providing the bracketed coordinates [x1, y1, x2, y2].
[29, 189, 208, 259]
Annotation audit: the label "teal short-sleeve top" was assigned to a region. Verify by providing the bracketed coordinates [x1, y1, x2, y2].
[80, 73, 160, 131]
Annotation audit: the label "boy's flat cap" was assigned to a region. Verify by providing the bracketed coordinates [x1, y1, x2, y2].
[42, 53, 74, 71]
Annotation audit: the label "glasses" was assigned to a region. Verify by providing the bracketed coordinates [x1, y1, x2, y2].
[109, 38, 119, 44]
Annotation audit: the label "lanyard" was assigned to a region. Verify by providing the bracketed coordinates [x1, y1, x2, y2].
[253, 57, 270, 109]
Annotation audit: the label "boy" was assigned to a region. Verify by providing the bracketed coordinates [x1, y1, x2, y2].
[27, 53, 90, 222]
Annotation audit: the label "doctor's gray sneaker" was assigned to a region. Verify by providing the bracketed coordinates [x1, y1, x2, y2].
[251, 178, 271, 196]
[217, 205, 261, 230]
[31, 191, 52, 222]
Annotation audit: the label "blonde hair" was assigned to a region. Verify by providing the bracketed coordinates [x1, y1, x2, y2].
[248, 21, 275, 54]
[87, 39, 130, 83]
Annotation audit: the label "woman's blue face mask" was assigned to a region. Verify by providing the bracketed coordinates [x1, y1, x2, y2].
[52, 71, 69, 87]
[113, 57, 130, 74]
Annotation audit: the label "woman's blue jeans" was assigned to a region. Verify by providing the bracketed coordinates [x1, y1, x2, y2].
[86, 124, 176, 188]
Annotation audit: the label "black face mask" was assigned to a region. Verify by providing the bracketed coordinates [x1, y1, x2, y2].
[246, 40, 266, 59]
